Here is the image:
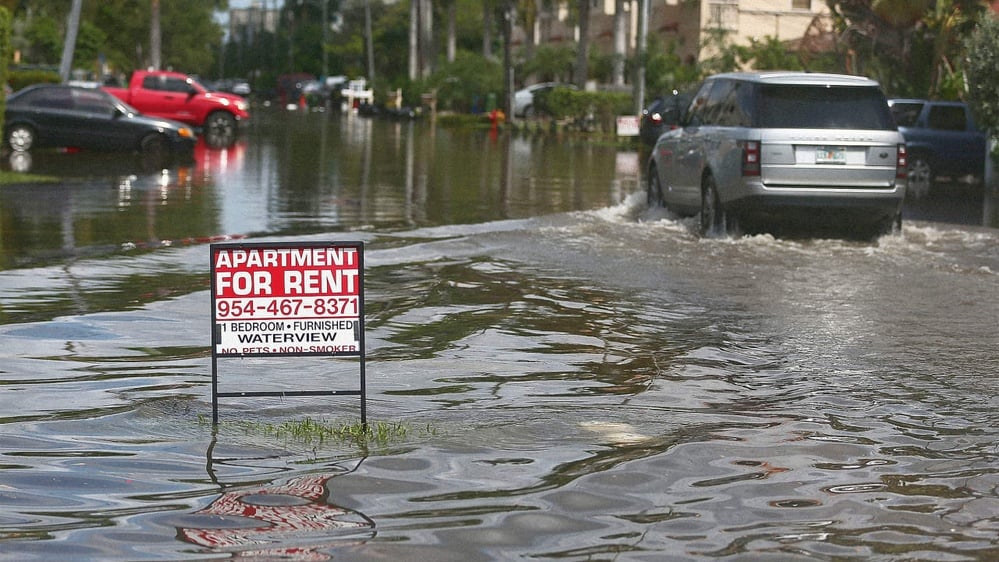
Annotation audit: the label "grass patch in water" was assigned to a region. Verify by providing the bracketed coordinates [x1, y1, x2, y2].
[0, 170, 59, 184]
[201, 415, 432, 448]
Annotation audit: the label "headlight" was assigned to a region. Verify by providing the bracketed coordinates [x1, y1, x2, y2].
[236, 101, 247, 111]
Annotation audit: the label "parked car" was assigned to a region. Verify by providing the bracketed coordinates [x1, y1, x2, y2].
[639, 89, 693, 146]
[647, 71, 907, 238]
[211, 78, 252, 97]
[513, 82, 576, 118]
[888, 98, 986, 198]
[4, 83, 197, 161]
[103, 70, 249, 147]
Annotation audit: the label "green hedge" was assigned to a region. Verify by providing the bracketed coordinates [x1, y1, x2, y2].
[7, 69, 61, 93]
[544, 88, 633, 133]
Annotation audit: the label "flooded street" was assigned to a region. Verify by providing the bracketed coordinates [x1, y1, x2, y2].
[1, 108, 997, 561]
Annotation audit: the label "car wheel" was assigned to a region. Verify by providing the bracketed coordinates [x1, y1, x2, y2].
[873, 211, 903, 239]
[700, 175, 725, 237]
[204, 111, 237, 147]
[7, 124, 35, 152]
[907, 155, 933, 199]
[523, 105, 535, 119]
[139, 133, 170, 170]
[647, 166, 665, 208]
[140, 133, 168, 154]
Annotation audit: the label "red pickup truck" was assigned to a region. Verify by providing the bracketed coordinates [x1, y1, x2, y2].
[104, 70, 249, 144]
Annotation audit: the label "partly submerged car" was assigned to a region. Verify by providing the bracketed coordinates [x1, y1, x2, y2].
[513, 82, 576, 118]
[639, 89, 693, 146]
[5, 83, 197, 161]
[647, 71, 907, 238]
[888, 98, 986, 197]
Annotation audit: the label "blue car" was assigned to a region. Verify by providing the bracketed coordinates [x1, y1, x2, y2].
[888, 99, 987, 197]
[4, 83, 197, 161]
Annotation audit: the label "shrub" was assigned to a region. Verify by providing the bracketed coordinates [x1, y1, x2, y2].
[8, 69, 61, 92]
[426, 51, 503, 113]
[546, 88, 632, 133]
[0, 7, 10, 132]
[965, 13, 999, 134]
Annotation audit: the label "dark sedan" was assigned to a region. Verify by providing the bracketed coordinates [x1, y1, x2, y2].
[4, 84, 197, 161]
[639, 89, 692, 146]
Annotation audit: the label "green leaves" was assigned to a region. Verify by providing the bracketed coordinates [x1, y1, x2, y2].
[964, 13, 999, 134]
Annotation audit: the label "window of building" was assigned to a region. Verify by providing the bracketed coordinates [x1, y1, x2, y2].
[792, 0, 811, 10]
[708, 1, 739, 31]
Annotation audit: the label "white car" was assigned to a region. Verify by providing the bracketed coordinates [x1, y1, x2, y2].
[513, 82, 575, 118]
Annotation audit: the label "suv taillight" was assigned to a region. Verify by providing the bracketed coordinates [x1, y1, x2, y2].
[742, 141, 760, 176]
[896, 144, 908, 180]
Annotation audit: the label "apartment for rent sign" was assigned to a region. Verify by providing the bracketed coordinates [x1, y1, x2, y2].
[211, 242, 363, 357]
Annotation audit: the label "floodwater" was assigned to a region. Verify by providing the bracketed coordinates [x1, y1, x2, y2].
[0, 107, 997, 561]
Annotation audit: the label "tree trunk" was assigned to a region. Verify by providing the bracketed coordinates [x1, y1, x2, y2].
[574, 0, 591, 87]
[483, 1, 494, 59]
[409, 0, 419, 79]
[447, 0, 457, 63]
[613, 0, 627, 86]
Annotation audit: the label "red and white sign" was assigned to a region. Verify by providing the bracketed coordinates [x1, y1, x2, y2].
[211, 242, 363, 357]
[616, 115, 640, 137]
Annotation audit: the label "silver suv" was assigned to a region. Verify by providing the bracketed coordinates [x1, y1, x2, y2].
[647, 72, 907, 237]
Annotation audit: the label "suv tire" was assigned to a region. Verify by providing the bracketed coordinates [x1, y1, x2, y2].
[700, 175, 725, 237]
[647, 166, 665, 208]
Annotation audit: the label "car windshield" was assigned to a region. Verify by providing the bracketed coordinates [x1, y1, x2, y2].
[756, 85, 896, 130]
[889, 102, 923, 127]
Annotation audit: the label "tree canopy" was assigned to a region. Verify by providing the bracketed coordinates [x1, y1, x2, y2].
[2, 0, 996, 107]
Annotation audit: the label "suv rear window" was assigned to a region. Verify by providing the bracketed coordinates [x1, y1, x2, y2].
[756, 85, 896, 130]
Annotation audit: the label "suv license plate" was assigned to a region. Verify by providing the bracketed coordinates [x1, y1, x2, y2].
[816, 147, 847, 165]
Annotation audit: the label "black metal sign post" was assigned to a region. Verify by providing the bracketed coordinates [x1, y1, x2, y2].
[209, 241, 365, 425]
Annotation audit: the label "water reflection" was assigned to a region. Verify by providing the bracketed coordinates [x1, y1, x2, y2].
[180, 472, 375, 558]
[3, 109, 998, 273]
[0, 110, 996, 558]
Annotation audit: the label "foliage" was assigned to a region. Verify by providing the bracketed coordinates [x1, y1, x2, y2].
[736, 36, 803, 71]
[22, 13, 61, 63]
[517, 43, 574, 84]
[828, 0, 986, 98]
[643, 36, 699, 99]
[4, 0, 991, 124]
[8, 0, 226, 79]
[697, 28, 741, 76]
[7, 68, 60, 92]
[964, 12, 999, 134]
[0, 6, 9, 134]
[425, 50, 503, 113]
[546, 88, 632, 133]
[204, 416, 422, 450]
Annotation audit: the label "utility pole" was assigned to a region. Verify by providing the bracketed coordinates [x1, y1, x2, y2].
[409, 0, 418, 79]
[322, 0, 329, 79]
[502, 0, 514, 118]
[151, 0, 162, 70]
[59, 0, 83, 82]
[634, 0, 649, 116]
[365, 0, 375, 81]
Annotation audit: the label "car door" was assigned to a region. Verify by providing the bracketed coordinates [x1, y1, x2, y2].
[70, 88, 135, 151]
[671, 80, 726, 209]
[19, 87, 79, 148]
[139, 75, 196, 123]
